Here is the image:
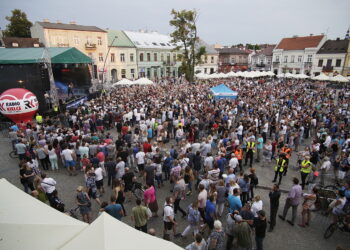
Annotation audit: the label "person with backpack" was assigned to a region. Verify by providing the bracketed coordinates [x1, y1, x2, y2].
[76, 186, 91, 223]
[181, 200, 201, 238]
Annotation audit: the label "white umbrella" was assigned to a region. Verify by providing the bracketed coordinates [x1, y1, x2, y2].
[218, 72, 228, 78]
[330, 74, 349, 82]
[227, 71, 237, 77]
[133, 77, 154, 85]
[312, 73, 331, 81]
[277, 73, 285, 78]
[112, 78, 133, 87]
[294, 74, 309, 79]
[266, 71, 275, 76]
[284, 72, 294, 78]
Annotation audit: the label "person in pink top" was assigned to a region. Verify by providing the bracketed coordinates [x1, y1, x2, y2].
[144, 183, 158, 217]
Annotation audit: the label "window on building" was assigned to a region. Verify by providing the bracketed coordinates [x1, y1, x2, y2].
[147, 53, 151, 62]
[298, 56, 302, 62]
[284, 56, 288, 63]
[130, 53, 134, 62]
[173, 53, 176, 62]
[204, 68, 207, 73]
[130, 69, 135, 78]
[307, 55, 312, 62]
[318, 59, 323, 67]
[98, 53, 103, 62]
[275, 56, 279, 62]
[211, 56, 214, 63]
[335, 59, 341, 67]
[161, 53, 164, 62]
[121, 69, 126, 78]
[140, 53, 144, 62]
[97, 37, 102, 45]
[291, 55, 295, 63]
[154, 53, 157, 61]
[147, 68, 151, 78]
[74, 36, 79, 45]
[231, 57, 235, 64]
[326, 59, 332, 66]
[120, 53, 125, 62]
[167, 54, 171, 63]
[111, 53, 115, 62]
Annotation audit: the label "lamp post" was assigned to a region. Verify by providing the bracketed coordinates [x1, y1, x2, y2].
[101, 36, 117, 88]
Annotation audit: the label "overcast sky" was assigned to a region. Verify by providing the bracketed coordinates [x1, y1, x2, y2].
[1, 0, 349, 45]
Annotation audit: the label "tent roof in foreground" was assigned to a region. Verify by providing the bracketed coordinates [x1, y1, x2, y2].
[210, 84, 237, 95]
[60, 212, 183, 250]
[0, 178, 87, 250]
[0, 47, 92, 64]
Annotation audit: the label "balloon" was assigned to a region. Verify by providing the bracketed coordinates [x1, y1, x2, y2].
[0, 88, 39, 124]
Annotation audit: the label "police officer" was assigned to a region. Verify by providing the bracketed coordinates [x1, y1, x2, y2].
[300, 156, 312, 190]
[280, 144, 292, 176]
[272, 153, 287, 185]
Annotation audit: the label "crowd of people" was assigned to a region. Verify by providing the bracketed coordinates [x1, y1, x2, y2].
[9, 76, 350, 249]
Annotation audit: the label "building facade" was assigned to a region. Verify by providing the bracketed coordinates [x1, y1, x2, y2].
[250, 45, 275, 71]
[195, 39, 219, 74]
[123, 31, 181, 79]
[313, 39, 349, 76]
[342, 36, 350, 76]
[107, 30, 138, 82]
[30, 20, 108, 80]
[272, 34, 327, 75]
[217, 47, 249, 72]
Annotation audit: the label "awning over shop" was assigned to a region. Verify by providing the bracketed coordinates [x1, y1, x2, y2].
[0, 47, 92, 64]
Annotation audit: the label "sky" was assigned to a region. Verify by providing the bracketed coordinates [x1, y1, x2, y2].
[1, 0, 349, 45]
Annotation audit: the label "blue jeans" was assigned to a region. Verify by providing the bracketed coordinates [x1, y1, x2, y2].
[255, 236, 264, 250]
[155, 174, 163, 187]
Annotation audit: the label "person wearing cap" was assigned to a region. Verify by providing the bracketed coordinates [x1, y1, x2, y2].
[207, 220, 225, 250]
[253, 210, 267, 250]
[233, 214, 252, 250]
[272, 153, 287, 185]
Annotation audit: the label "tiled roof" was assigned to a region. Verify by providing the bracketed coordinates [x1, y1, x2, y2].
[108, 30, 135, 47]
[276, 35, 324, 50]
[123, 31, 175, 49]
[37, 22, 106, 32]
[256, 45, 276, 56]
[196, 38, 218, 54]
[217, 47, 249, 55]
[317, 39, 349, 54]
[3, 37, 44, 48]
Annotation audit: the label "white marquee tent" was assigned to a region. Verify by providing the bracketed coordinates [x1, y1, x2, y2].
[330, 74, 349, 82]
[112, 78, 134, 87]
[133, 77, 154, 85]
[60, 212, 183, 250]
[312, 73, 331, 81]
[0, 178, 88, 250]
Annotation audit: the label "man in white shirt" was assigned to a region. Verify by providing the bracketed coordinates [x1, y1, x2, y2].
[41, 173, 56, 195]
[163, 196, 179, 238]
[229, 154, 239, 171]
[95, 165, 105, 195]
[204, 153, 214, 171]
[135, 149, 146, 175]
[116, 157, 126, 179]
[61, 145, 76, 175]
[320, 157, 331, 186]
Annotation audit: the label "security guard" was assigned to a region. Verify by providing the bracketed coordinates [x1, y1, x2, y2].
[35, 113, 43, 124]
[300, 156, 312, 190]
[272, 153, 287, 185]
[280, 144, 292, 176]
[234, 146, 243, 171]
[244, 138, 255, 167]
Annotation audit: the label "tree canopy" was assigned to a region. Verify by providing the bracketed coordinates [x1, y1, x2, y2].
[169, 9, 206, 82]
[3, 9, 32, 38]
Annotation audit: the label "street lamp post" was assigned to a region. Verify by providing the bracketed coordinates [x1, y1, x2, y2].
[101, 36, 117, 88]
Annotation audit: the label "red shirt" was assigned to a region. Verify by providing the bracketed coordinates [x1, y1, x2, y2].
[143, 142, 152, 153]
[121, 126, 129, 135]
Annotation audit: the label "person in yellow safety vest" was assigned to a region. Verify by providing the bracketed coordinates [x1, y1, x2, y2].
[35, 114, 43, 124]
[300, 156, 312, 190]
[280, 144, 292, 176]
[272, 153, 287, 185]
[53, 105, 59, 113]
[244, 138, 255, 167]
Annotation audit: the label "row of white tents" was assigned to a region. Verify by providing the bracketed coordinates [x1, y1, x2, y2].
[196, 71, 275, 79]
[0, 178, 182, 250]
[111, 77, 154, 87]
[196, 71, 350, 82]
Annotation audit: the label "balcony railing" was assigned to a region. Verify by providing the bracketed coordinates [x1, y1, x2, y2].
[57, 43, 69, 47]
[85, 43, 97, 49]
[163, 61, 176, 66]
[322, 65, 334, 72]
[272, 62, 280, 67]
[304, 62, 312, 68]
[256, 63, 266, 68]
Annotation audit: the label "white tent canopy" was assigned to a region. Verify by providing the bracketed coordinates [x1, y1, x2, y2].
[330, 74, 349, 82]
[112, 78, 134, 87]
[312, 73, 331, 81]
[60, 212, 183, 250]
[133, 77, 154, 85]
[294, 73, 309, 79]
[0, 178, 88, 250]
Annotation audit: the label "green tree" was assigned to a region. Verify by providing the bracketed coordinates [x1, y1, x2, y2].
[3, 9, 32, 38]
[169, 9, 206, 82]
